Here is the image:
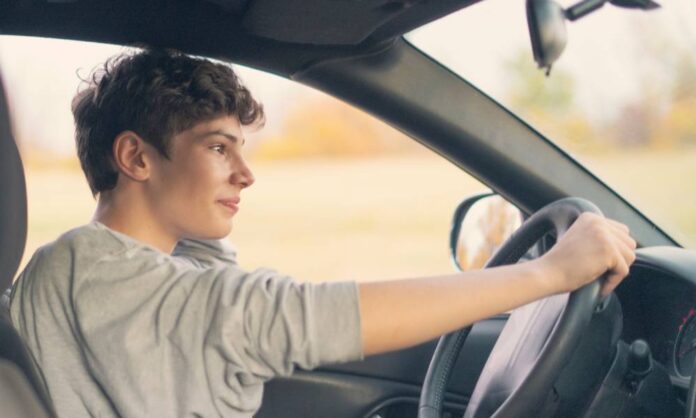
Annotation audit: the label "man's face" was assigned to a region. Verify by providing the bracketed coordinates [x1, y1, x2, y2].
[145, 115, 255, 241]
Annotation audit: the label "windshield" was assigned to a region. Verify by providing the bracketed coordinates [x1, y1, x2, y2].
[407, 0, 696, 248]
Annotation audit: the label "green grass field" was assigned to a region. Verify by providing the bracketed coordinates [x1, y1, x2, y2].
[19, 149, 696, 283]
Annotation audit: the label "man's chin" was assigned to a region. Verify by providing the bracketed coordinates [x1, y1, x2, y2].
[185, 222, 233, 241]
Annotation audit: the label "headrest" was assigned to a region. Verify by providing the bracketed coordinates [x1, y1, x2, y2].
[0, 75, 28, 290]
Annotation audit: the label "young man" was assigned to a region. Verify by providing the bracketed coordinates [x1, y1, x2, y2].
[10, 49, 636, 417]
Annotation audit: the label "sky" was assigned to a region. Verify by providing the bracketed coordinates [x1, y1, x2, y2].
[0, 0, 694, 155]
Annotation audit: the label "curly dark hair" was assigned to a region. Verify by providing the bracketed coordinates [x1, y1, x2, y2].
[72, 48, 264, 195]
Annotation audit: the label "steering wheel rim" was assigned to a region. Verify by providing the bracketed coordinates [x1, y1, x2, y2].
[686, 363, 696, 418]
[418, 197, 604, 418]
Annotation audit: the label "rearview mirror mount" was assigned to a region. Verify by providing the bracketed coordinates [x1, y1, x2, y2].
[527, 0, 661, 75]
[527, 0, 568, 75]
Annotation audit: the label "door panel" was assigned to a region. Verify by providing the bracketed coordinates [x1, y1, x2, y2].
[256, 317, 506, 417]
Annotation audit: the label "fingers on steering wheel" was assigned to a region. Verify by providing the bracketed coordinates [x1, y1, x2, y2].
[607, 219, 637, 250]
[607, 218, 630, 233]
[602, 231, 635, 296]
[610, 225, 637, 264]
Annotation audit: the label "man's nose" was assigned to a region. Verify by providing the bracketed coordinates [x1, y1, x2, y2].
[231, 158, 255, 189]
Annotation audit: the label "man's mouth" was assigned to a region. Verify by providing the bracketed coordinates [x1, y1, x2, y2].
[217, 198, 240, 213]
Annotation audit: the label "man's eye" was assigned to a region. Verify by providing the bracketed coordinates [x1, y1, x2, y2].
[210, 144, 226, 154]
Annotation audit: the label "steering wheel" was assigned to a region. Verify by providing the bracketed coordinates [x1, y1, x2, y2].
[687, 366, 696, 417]
[418, 197, 604, 418]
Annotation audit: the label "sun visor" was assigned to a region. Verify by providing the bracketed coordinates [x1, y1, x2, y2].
[203, 0, 251, 13]
[242, 0, 479, 46]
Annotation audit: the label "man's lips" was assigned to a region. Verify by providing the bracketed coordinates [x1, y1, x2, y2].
[217, 197, 240, 212]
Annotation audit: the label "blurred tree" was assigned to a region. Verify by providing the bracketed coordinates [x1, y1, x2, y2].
[659, 100, 696, 148]
[505, 51, 574, 117]
[610, 91, 662, 148]
[611, 50, 696, 150]
[504, 51, 599, 152]
[672, 55, 696, 103]
[252, 96, 424, 160]
[608, 21, 696, 150]
[660, 54, 696, 148]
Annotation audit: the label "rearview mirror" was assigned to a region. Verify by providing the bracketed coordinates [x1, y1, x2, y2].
[526, 0, 568, 74]
[527, 0, 660, 74]
[450, 194, 523, 271]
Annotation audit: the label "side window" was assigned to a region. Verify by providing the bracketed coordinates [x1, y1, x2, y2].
[1, 36, 496, 283]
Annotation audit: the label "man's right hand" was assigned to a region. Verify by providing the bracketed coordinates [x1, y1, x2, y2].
[538, 212, 637, 297]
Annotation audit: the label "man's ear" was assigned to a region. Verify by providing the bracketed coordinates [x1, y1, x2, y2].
[112, 131, 153, 182]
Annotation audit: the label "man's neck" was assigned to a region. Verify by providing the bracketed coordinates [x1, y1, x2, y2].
[93, 191, 178, 253]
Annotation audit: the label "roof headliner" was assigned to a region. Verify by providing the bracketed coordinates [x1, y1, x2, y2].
[0, 0, 480, 75]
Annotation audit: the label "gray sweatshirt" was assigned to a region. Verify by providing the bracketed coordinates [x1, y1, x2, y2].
[10, 222, 362, 417]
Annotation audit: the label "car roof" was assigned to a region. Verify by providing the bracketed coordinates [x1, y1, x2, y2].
[0, 0, 479, 76]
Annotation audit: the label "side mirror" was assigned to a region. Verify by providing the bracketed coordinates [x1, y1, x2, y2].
[449, 193, 523, 271]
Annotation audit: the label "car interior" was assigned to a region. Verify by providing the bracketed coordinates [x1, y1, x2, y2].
[2, 0, 696, 417]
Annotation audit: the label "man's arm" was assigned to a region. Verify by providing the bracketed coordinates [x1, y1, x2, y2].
[359, 213, 636, 355]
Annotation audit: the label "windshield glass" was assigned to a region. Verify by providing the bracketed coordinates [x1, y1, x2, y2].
[407, 0, 696, 247]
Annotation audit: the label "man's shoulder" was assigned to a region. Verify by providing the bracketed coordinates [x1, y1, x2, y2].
[17, 223, 129, 285]
[43, 222, 128, 261]
[10, 223, 131, 323]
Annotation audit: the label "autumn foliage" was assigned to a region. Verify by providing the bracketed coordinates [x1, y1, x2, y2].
[252, 96, 425, 160]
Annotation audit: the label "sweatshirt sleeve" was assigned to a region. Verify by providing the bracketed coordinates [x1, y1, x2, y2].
[72, 247, 363, 412]
[204, 267, 364, 379]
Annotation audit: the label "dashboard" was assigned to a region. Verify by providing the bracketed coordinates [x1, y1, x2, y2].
[617, 246, 696, 390]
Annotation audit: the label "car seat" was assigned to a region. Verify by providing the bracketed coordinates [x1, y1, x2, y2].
[0, 72, 56, 417]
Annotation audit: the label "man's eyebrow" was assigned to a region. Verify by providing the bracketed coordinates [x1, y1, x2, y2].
[197, 130, 246, 145]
